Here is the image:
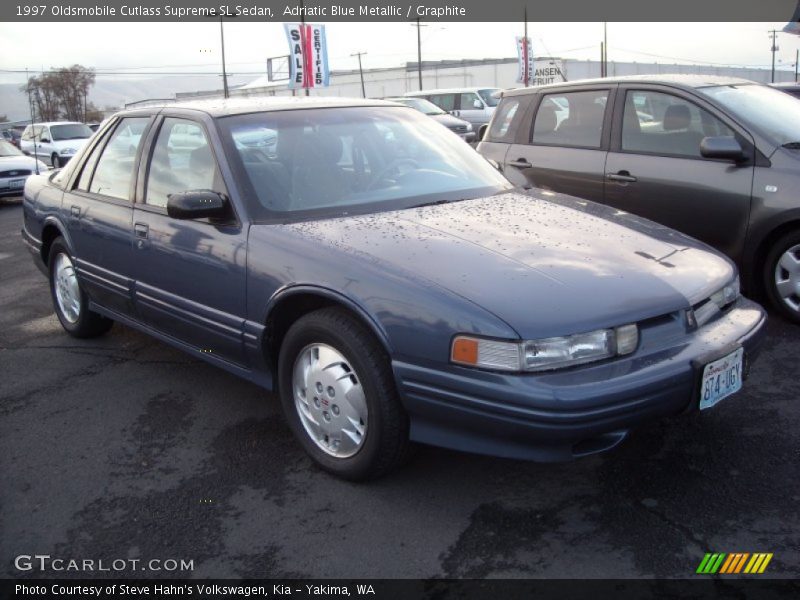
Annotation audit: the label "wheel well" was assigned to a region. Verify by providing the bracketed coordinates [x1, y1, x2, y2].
[264, 292, 387, 372]
[752, 221, 800, 295]
[40, 225, 61, 266]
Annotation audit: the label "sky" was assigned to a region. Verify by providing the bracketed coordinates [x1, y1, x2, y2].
[1, 21, 798, 88]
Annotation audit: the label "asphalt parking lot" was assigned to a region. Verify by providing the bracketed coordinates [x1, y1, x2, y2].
[1, 197, 798, 580]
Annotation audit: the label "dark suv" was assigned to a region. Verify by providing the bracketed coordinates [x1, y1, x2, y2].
[479, 75, 800, 322]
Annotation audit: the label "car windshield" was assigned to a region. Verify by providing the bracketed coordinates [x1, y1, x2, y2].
[393, 98, 446, 115]
[0, 140, 23, 156]
[50, 123, 93, 141]
[699, 84, 800, 148]
[479, 89, 501, 107]
[218, 106, 512, 220]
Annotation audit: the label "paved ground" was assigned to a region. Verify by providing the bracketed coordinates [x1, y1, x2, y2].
[1, 198, 798, 580]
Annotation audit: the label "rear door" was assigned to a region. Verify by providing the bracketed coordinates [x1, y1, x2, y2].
[604, 85, 754, 261]
[62, 115, 153, 316]
[131, 113, 249, 366]
[503, 86, 613, 203]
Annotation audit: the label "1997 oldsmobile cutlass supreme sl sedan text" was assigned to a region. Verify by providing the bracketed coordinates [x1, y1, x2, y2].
[22, 98, 766, 480]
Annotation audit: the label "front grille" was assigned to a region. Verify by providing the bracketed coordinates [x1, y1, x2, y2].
[447, 124, 468, 134]
[0, 169, 31, 178]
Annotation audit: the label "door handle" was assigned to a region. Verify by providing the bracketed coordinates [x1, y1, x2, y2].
[134, 222, 149, 239]
[70, 205, 81, 217]
[508, 158, 533, 169]
[606, 171, 637, 183]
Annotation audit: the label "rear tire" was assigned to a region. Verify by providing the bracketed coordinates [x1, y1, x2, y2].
[48, 237, 113, 338]
[764, 230, 800, 324]
[277, 308, 411, 481]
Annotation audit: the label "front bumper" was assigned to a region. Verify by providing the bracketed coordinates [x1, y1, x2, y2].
[393, 297, 767, 461]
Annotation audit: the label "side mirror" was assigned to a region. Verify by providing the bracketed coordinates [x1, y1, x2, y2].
[167, 190, 229, 220]
[478, 124, 489, 142]
[473, 99, 483, 110]
[700, 136, 746, 162]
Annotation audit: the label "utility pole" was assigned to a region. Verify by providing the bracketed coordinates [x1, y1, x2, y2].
[220, 15, 229, 98]
[351, 52, 367, 98]
[26, 68, 39, 174]
[412, 18, 426, 91]
[603, 22, 608, 77]
[769, 29, 778, 83]
[796, 48, 799, 82]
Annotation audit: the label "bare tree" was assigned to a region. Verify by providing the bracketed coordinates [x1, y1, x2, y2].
[20, 65, 96, 122]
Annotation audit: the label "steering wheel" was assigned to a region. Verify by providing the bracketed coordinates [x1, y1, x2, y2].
[366, 157, 420, 190]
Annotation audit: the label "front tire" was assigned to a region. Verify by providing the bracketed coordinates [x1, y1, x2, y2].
[48, 237, 113, 338]
[51, 153, 61, 168]
[278, 308, 411, 481]
[764, 230, 800, 324]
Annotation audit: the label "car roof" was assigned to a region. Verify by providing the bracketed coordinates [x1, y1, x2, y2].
[503, 74, 757, 97]
[770, 82, 800, 89]
[27, 121, 86, 126]
[117, 96, 404, 118]
[404, 87, 500, 95]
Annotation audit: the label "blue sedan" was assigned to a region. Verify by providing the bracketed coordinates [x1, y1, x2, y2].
[21, 98, 766, 480]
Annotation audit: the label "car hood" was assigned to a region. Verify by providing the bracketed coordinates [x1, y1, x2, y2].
[429, 113, 470, 128]
[0, 155, 45, 171]
[284, 191, 734, 339]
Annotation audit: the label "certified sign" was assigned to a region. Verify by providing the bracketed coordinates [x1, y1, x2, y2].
[284, 22, 330, 90]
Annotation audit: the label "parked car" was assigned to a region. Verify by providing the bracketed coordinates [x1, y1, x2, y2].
[479, 75, 800, 323]
[20, 121, 94, 168]
[404, 87, 500, 127]
[22, 97, 766, 480]
[770, 82, 800, 100]
[0, 140, 48, 197]
[385, 97, 475, 142]
[2, 128, 22, 148]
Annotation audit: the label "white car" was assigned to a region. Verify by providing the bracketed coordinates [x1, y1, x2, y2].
[20, 121, 93, 168]
[0, 140, 48, 197]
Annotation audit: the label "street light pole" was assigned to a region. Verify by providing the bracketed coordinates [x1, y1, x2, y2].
[351, 52, 367, 98]
[769, 29, 778, 83]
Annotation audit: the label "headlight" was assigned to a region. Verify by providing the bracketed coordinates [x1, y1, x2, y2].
[451, 324, 639, 373]
[465, 123, 473, 132]
[710, 275, 740, 308]
[60, 148, 76, 155]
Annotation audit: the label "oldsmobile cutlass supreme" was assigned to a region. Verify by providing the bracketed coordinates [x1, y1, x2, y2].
[22, 98, 766, 480]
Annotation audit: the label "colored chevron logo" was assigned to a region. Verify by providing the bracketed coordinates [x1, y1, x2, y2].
[696, 552, 773, 574]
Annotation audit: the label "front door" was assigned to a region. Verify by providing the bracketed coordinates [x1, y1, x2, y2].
[604, 87, 754, 261]
[132, 115, 248, 366]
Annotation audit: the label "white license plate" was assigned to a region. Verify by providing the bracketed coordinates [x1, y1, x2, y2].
[9, 178, 24, 189]
[699, 348, 744, 410]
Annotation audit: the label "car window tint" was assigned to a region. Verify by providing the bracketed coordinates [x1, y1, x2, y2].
[489, 98, 520, 139]
[460, 93, 481, 110]
[621, 90, 734, 159]
[429, 94, 455, 112]
[146, 118, 224, 208]
[532, 90, 609, 148]
[87, 117, 149, 200]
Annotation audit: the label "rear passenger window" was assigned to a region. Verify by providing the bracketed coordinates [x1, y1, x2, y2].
[489, 98, 520, 139]
[145, 118, 225, 208]
[86, 117, 149, 200]
[621, 90, 734, 159]
[531, 90, 609, 148]
[429, 94, 455, 112]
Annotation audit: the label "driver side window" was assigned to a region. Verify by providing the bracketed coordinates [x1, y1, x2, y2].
[145, 118, 225, 208]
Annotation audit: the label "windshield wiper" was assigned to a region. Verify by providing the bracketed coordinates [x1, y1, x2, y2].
[782, 142, 800, 150]
[411, 199, 454, 209]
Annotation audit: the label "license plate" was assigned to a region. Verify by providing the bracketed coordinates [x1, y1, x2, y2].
[9, 178, 24, 189]
[699, 348, 744, 410]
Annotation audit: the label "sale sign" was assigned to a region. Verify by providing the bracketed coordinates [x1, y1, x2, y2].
[516, 36, 534, 84]
[284, 23, 330, 89]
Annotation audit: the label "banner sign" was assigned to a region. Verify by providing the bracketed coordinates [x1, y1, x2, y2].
[516, 36, 534, 84]
[284, 23, 330, 89]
